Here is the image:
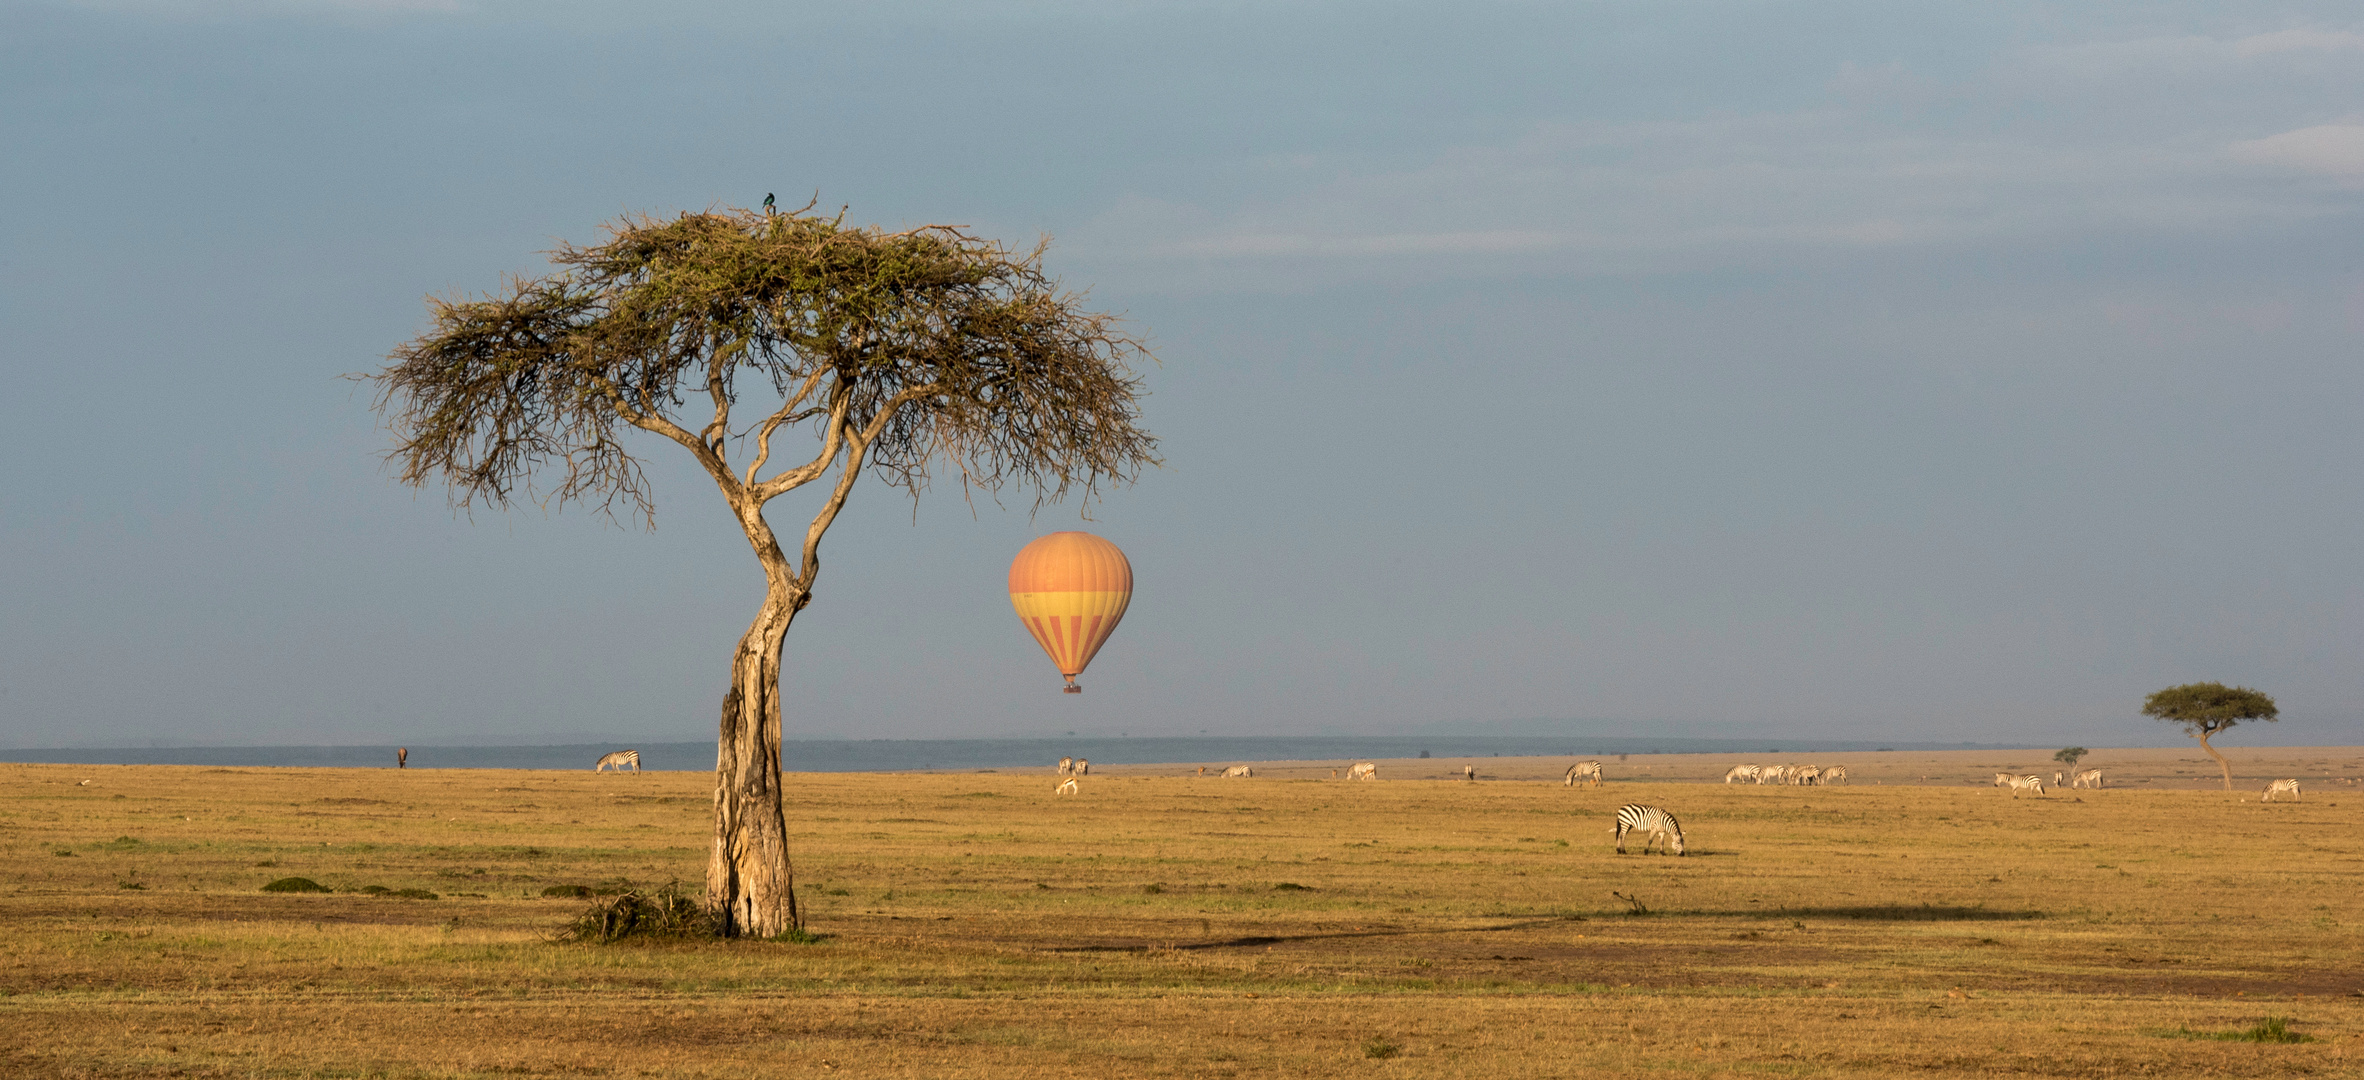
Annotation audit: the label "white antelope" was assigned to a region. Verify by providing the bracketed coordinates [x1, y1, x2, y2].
[594, 750, 640, 773]
[1058, 756, 1074, 775]
[2007, 775, 2044, 798]
[1056, 777, 1079, 795]
[1346, 762, 1378, 781]
[1565, 761, 1604, 787]
[2262, 778, 2301, 801]
[1724, 764, 1758, 784]
[1820, 765, 1848, 785]
[2071, 768, 2102, 789]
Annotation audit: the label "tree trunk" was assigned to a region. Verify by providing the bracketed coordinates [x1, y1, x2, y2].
[706, 506, 805, 938]
[2196, 730, 2233, 791]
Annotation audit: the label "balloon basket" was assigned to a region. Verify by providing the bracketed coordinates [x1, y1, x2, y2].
[1063, 685, 1082, 694]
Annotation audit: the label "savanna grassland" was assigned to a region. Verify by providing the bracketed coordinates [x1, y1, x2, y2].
[5, 751, 2362, 1079]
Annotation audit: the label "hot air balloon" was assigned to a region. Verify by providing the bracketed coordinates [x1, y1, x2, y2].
[1008, 532, 1132, 693]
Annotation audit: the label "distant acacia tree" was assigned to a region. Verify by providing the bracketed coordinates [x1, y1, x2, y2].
[371, 204, 1157, 937]
[2053, 747, 2087, 769]
[2141, 682, 2277, 791]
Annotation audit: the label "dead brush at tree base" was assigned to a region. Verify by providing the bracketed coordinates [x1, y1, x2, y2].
[558, 881, 717, 943]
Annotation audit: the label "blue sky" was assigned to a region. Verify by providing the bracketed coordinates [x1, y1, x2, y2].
[3, 0, 2360, 748]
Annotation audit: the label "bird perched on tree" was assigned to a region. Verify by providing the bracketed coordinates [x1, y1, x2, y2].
[763, 193, 776, 213]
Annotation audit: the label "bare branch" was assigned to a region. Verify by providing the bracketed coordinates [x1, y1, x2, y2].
[743, 366, 834, 486]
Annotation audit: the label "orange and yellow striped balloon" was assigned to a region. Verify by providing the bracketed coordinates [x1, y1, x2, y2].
[1008, 532, 1132, 693]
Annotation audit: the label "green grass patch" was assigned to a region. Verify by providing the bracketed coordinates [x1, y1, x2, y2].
[2147, 1017, 2315, 1043]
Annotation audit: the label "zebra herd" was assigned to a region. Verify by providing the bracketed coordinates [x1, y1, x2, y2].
[1721, 763, 1847, 786]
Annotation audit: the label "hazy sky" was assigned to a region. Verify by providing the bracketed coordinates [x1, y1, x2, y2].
[4, 0, 2360, 749]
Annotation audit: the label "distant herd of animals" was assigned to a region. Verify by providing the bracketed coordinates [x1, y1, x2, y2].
[563, 748, 2308, 851]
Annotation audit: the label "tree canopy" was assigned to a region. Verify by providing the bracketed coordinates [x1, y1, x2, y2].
[2053, 747, 2087, 767]
[2142, 682, 2276, 791]
[375, 206, 1155, 525]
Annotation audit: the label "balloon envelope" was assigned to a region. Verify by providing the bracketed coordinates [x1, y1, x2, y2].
[1008, 532, 1132, 693]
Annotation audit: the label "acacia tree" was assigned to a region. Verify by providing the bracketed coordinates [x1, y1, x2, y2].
[371, 205, 1157, 937]
[2141, 682, 2277, 791]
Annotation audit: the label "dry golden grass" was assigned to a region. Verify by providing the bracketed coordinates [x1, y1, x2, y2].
[5, 752, 2362, 1078]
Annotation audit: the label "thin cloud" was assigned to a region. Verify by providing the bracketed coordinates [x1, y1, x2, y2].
[2229, 124, 2364, 182]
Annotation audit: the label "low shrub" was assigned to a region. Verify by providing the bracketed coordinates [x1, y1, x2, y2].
[357, 885, 439, 900]
[261, 877, 330, 893]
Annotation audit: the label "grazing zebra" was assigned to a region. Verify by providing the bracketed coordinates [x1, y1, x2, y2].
[1614, 804, 1686, 856]
[1724, 764, 1758, 784]
[1073, 758, 1090, 776]
[2071, 768, 2102, 789]
[1757, 765, 1788, 785]
[2262, 778, 2301, 801]
[1820, 765, 1848, 785]
[1346, 761, 1379, 781]
[1792, 766, 1822, 786]
[594, 750, 640, 773]
[1992, 772, 2016, 788]
[1058, 756, 1074, 775]
[1565, 761, 1604, 787]
[1056, 777, 1079, 795]
[2007, 775, 2044, 798]
[2053, 771, 2064, 787]
[1223, 765, 1253, 778]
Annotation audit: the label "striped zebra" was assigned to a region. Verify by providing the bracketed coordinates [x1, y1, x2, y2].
[1820, 765, 1848, 785]
[2261, 778, 2301, 801]
[2007, 775, 2044, 798]
[1565, 761, 1604, 787]
[1724, 764, 1758, 784]
[1222, 765, 1252, 778]
[1056, 777, 1079, 795]
[1614, 804, 1686, 856]
[2071, 768, 2102, 789]
[1072, 758, 1090, 776]
[1791, 766, 1822, 786]
[1058, 756, 1074, 775]
[1992, 772, 2016, 788]
[1346, 761, 1378, 780]
[1757, 765, 1788, 785]
[594, 750, 640, 773]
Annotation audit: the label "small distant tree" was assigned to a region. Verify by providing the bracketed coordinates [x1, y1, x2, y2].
[370, 203, 1157, 937]
[2053, 747, 2087, 769]
[2141, 682, 2277, 791]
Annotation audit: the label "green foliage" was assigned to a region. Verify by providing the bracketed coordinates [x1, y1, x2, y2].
[2141, 682, 2277, 736]
[1361, 1038, 1402, 1059]
[2053, 747, 2087, 766]
[372, 204, 1157, 524]
[261, 877, 330, 893]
